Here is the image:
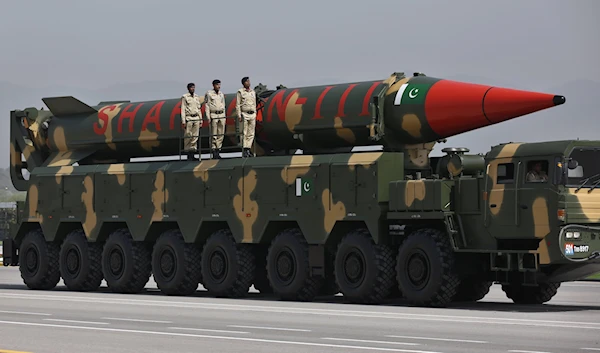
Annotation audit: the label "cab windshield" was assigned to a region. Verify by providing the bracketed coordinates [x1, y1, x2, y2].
[564, 147, 600, 188]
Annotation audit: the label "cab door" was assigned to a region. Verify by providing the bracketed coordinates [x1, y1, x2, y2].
[484, 158, 521, 239]
[516, 157, 556, 240]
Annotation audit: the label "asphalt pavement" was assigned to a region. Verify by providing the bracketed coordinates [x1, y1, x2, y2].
[0, 267, 599, 353]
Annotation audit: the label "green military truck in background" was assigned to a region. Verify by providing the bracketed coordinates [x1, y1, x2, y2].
[3, 71, 600, 307]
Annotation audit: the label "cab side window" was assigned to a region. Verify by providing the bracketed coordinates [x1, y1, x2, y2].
[497, 163, 514, 184]
[525, 160, 549, 183]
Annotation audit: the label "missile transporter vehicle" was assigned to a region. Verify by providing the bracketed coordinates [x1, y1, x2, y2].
[4, 71, 600, 307]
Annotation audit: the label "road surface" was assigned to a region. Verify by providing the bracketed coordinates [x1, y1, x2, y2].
[0, 267, 599, 353]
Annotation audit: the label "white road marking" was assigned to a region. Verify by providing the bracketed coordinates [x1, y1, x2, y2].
[102, 317, 172, 324]
[2, 292, 599, 330]
[0, 310, 51, 316]
[507, 350, 551, 353]
[228, 325, 311, 332]
[43, 318, 109, 325]
[386, 335, 487, 344]
[322, 338, 420, 346]
[0, 320, 444, 353]
[581, 349, 600, 351]
[169, 327, 249, 334]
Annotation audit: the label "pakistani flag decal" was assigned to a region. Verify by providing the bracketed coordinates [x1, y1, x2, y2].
[393, 81, 431, 105]
[295, 177, 312, 197]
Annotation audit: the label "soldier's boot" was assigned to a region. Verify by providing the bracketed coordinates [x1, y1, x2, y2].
[243, 148, 250, 158]
[215, 149, 221, 159]
[187, 151, 197, 161]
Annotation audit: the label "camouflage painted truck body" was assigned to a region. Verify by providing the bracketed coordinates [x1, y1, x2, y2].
[5, 71, 597, 307]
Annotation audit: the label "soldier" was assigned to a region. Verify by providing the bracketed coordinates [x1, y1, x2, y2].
[181, 82, 202, 160]
[204, 79, 226, 159]
[526, 161, 548, 182]
[236, 76, 257, 158]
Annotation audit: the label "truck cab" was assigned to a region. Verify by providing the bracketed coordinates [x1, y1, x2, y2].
[483, 140, 600, 292]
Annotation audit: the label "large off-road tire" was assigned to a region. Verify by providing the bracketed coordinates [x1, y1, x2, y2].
[396, 228, 460, 307]
[151, 229, 201, 296]
[101, 228, 152, 294]
[334, 228, 396, 304]
[59, 229, 103, 292]
[266, 228, 322, 301]
[19, 228, 61, 290]
[453, 278, 493, 302]
[501, 282, 560, 304]
[200, 229, 255, 298]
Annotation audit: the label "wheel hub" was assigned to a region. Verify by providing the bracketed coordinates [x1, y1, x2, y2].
[208, 247, 227, 283]
[343, 248, 365, 287]
[65, 247, 81, 276]
[25, 246, 39, 275]
[159, 248, 176, 279]
[109, 247, 124, 277]
[406, 250, 430, 290]
[275, 248, 296, 284]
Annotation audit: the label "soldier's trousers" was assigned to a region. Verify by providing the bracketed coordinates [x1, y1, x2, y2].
[210, 117, 225, 150]
[183, 119, 200, 152]
[241, 117, 255, 149]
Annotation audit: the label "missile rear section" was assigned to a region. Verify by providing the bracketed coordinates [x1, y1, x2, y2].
[6, 70, 587, 308]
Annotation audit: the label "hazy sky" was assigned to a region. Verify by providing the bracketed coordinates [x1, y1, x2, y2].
[2, 0, 598, 90]
[0, 0, 598, 170]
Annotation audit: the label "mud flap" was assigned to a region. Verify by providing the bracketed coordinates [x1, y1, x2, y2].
[2, 238, 19, 266]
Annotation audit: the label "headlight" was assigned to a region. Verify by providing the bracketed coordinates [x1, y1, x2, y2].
[566, 232, 573, 238]
[574, 232, 581, 239]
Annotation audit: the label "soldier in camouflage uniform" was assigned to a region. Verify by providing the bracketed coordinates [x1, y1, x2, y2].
[181, 83, 202, 160]
[204, 79, 226, 159]
[236, 77, 257, 158]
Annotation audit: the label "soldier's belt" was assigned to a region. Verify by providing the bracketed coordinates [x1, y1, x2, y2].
[243, 110, 255, 114]
[211, 110, 224, 114]
[188, 113, 199, 117]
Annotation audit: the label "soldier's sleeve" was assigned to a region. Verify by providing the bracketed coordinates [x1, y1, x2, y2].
[236, 90, 242, 118]
[180, 97, 186, 124]
[222, 93, 226, 116]
[204, 92, 211, 121]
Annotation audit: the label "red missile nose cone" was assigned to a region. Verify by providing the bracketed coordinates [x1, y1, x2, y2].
[424, 79, 565, 138]
[483, 88, 565, 123]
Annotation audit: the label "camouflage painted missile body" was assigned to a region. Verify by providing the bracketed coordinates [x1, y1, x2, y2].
[6, 70, 600, 308]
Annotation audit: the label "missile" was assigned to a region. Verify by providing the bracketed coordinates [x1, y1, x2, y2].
[15, 71, 565, 168]
[256, 73, 565, 154]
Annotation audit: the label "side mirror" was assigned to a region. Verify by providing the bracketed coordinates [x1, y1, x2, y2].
[568, 159, 578, 170]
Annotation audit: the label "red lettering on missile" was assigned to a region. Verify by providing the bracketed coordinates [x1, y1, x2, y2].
[118, 103, 143, 133]
[93, 105, 116, 135]
[360, 82, 382, 117]
[337, 84, 358, 118]
[312, 86, 334, 120]
[266, 89, 307, 122]
[169, 100, 182, 130]
[142, 101, 164, 131]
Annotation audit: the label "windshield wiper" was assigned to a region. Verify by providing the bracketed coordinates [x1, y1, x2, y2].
[575, 173, 600, 192]
[588, 178, 600, 193]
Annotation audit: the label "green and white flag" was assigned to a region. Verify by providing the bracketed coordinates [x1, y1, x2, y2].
[394, 82, 431, 105]
[295, 177, 312, 197]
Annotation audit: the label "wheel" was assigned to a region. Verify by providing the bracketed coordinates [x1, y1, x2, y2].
[453, 278, 492, 302]
[334, 228, 395, 304]
[501, 282, 560, 304]
[395, 228, 460, 307]
[151, 229, 201, 296]
[200, 229, 254, 298]
[19, 228, 60, 290]
[59, 229, 103, 291]
[266, 228, 322, 301]
[101, 228, 152, 293]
